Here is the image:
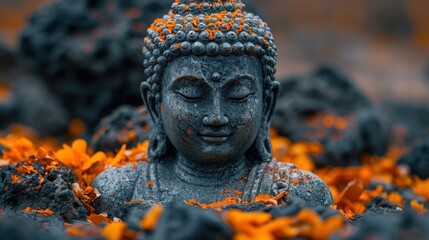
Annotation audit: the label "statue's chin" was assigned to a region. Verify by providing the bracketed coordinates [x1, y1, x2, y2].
[177, 148, 246, 166]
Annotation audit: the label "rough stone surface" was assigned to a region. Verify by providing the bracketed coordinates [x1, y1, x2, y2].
[336, 210, 429, 240]
[91, 105, 150, 152]
[272, 65, 388, 166]
[93, 160, 333, 218]
[0, 216, 67, 240]
[398, 138, 429, 179]
[266, 197, 341, 220]
[18, 0, 171, 128]
[0, 40, 16, 69]
[12, 75, 70, 136]
[0, 162, 88, 224]
[380, 101, 429, 146]
[0, 40, 69, 136]
[145, 202, 233, 240]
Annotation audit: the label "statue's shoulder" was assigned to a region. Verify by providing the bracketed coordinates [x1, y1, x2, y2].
[269, 160, 334, 206]
[92, 162, 149, 217]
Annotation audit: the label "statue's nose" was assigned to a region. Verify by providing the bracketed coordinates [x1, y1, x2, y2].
[202, 97, 229, 126]
[202, 114, 229, 126]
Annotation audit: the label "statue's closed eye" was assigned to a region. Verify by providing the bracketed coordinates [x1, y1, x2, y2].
[228, 92, 254, 101]
[227, 85, 254, 102]
[175, 87, 204, 101]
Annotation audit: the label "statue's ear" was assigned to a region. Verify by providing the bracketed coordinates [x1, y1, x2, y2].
[141, 82, 160, 122]
[141, 81, 169, 162]
[264, 81, 280, 123]
[248, 81, 280, 162]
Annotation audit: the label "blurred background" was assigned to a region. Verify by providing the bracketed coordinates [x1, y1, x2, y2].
[1, 0, 428, 102]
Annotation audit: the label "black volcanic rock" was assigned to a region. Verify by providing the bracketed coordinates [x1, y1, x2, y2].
[18, 0, 171, 128]
[12, 75, 70, 136]
[0, 74, 70, 137]
[0, 162, 88, 224]
[145, 202, 233, 240]
[91, 105, 150, 152]
[398, 138, 429, 179]
[380, 101, 429, 146]
[337, 210, 429, 240]
[0, 40, 70, 136]
[0, 41, 16, 69]
[0, 216, 67, 240]
[272, 65, 387, 166]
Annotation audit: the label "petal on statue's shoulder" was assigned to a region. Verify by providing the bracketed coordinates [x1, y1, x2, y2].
[271, 159, 334, 207]
[91, 162, 149, 217]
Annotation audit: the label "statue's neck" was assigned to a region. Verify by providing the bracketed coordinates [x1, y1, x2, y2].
[173, 154, 248, 187]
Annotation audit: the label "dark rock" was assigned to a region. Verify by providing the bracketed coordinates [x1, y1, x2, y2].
[397, 188, 426, 206]
[0, 144, 4, 157]
[267, 197, 309, 217]
[366, 181, 427, 210]
[0, 40, 69, 137]
[220, 202, 269, 213]
[0, 162, 88, 224]
[0, 73, 71, 137]
[91, 105, 150, 152]
[398, 138, 429, 179]
[339, 210, 429, 240]
[124, 206, 153, 231]
[0, 74, 70, 137]
[272, 65, 387, 166]
[0, 40, 16, 69]
[366, 0, 412, 38]
[1, 211, 67, 232]
[0, 41, 18, 130]
[145, 202, 233, 240]
[379, 101, 429, 146]
[267, 197, 341, 220]
[18, 0, 170, 129]
[0, 216, 67, 240]
[366, 196, 400, 211]
[12, 75, 70, 136]
[218, 197, 341, 222]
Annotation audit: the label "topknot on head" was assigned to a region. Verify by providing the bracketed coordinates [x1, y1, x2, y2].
[170, 0, 245, 15]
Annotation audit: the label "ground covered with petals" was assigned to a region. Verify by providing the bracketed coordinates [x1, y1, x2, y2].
[1, 129, 428, 240]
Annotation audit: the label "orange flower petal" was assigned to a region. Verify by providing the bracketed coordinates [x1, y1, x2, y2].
[72, 139, 88, 153]
[101, 222, 127, 240]
[82, 152, 106, 171]
[109, 144, 126, 166]
[140, 204, 163, 231]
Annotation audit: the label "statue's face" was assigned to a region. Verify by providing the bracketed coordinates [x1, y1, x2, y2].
[161, 55, 264, 164]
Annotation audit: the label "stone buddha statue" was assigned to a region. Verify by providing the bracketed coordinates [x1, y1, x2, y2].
[93, 0, 333, 216]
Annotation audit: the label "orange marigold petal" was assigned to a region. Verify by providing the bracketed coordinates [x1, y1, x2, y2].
[140, 204, 163, 231]
[109, 144, 126, 166]
[101, 222, 127, 240]
[72, 139, 88, 153]
[82, 151, 106, 171]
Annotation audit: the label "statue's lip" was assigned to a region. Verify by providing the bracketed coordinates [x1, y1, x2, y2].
[199, 131, 230, 143]
[199, 130, 230, 137]
[200, 135, 229, 144]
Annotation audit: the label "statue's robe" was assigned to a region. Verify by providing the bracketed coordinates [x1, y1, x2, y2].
[93, 159, 333, 217]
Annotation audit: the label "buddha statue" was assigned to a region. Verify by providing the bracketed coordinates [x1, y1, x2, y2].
[93, 0, 333, 216]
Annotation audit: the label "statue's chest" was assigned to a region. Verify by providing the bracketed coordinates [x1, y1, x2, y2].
[167, 181, 250, 204]
[131, 161, 278, 204]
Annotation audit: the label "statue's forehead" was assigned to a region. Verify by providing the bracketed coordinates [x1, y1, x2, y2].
[163, 55, 262, 83]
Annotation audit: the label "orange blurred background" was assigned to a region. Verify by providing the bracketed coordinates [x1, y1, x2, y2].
[1, 0, 428, 103]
